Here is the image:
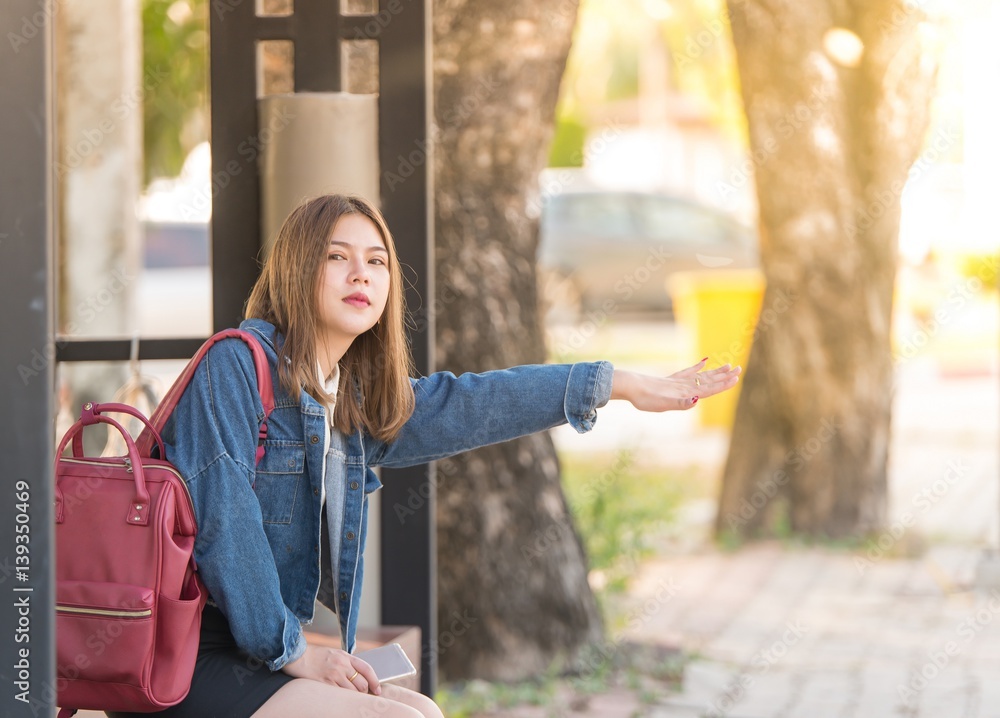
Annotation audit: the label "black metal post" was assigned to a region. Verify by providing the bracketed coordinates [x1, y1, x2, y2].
[0, 2, 56, 715]
[209, 2, 263, 331]
[376, 0, 437, 697]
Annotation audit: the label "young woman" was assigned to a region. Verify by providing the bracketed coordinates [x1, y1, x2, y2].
[115, 194, 739, 718]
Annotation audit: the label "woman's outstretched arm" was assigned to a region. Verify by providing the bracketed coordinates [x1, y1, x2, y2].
[368, 359, 741, 469]
[611, 358, 742, 412]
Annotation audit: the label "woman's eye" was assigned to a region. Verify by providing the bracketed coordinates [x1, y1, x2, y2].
[328, 253, 344, 261]
[369, 257, 386, 266]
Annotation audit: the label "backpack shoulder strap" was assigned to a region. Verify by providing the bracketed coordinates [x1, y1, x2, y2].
[136, 329, 275, 464]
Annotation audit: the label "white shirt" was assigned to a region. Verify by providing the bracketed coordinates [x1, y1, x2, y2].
[319, 362, 341, 504]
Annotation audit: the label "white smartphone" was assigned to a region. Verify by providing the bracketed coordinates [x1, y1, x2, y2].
[355, 643, 417, 683]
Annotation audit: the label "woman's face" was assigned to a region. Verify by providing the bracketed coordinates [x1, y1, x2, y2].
[316, 213, 391, 345]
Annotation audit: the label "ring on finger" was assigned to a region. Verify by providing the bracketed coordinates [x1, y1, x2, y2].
[349, 669, 360, 683]
[695, 376, 701, 387]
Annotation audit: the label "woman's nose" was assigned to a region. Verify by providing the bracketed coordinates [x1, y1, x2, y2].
[349, 258, 370, 283]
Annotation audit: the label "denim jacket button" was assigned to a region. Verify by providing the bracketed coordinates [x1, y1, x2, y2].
[350, 481, 359, 490]
[346, 531, 356, 541]
[313, 488, 319, 496]
[310, 435, 320, 444]
[339, 591, 347, 601]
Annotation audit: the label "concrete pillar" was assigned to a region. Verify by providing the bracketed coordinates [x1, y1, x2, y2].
[258, 92, 380, 251]
[55, 0, 143, 452]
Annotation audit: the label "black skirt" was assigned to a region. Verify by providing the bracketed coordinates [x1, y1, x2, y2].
[106, 603, 296, 718]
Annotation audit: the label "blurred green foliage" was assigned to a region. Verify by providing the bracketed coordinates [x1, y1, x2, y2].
[561, 450, 689, 596]
[549, 115, 588, 167]
[142, 0, 208, 185]
[436, 674, 558, 718]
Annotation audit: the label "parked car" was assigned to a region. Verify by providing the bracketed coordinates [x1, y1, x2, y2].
[537, 191, 758, 316]
[142, 220, 210, 269]
[139, 219, 212, 337]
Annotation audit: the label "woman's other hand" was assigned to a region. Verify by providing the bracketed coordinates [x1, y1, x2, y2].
[282, 644, 381, 696]
[610, 358, 741, 412]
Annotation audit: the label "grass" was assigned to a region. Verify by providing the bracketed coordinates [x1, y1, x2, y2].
[435, 643, 686, 718]
[436, 675, 558, 718]
[559, 450, 697, 600]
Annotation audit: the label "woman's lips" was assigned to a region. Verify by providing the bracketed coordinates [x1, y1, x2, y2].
[343, 294, 371, 307]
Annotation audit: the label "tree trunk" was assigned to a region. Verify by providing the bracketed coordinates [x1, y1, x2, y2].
[431, 0, 604, 682]
[717, 0, 936, 539]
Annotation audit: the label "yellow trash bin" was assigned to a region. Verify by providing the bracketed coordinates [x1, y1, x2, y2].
[668, 269, 765, 428]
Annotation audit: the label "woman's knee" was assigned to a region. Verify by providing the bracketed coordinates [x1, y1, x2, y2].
[253, 678, 424, 718]
[379, 683, 444, 718]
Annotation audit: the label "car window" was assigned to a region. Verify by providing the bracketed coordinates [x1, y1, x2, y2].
[636, 195, 737, 246]
[545, 194, 636, 238]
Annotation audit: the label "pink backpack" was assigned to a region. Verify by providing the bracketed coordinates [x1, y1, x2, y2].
[54, 330, 273, 716]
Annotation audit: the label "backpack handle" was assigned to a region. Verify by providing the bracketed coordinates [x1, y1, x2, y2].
[54, 403, 152, 527]
[70, 402, 166, 460]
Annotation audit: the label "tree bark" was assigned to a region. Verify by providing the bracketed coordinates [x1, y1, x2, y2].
[717, 0, 936, 539]
[431, 0, 605, 682]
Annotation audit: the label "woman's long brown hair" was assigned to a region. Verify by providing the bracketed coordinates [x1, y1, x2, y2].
[245, 194, 415, 442]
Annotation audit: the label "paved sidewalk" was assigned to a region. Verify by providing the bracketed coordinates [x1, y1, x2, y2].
[622, 543, 1000, 718]
[472, 543, 1000, 718]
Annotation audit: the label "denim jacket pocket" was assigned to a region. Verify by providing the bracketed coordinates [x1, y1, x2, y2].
[254, 442, 306, 524]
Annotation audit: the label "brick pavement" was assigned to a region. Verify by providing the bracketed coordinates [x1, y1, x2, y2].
[622, 542, 1000, 718]
[467, 539, 998, 718]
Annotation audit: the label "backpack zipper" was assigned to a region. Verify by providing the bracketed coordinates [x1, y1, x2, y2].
[56, 605, 152, 618]
[59, 457, 194, 505]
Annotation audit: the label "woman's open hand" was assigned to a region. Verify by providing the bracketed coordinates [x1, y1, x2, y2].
[281, 644, 381, 695]
[610, 358, 741, 412]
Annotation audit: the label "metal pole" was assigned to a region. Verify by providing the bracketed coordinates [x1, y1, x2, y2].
[0, 2, 56, 715]
[378, 0, 437, 696]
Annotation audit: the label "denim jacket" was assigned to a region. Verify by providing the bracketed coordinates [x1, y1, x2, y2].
[161, 318, 614, 671]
